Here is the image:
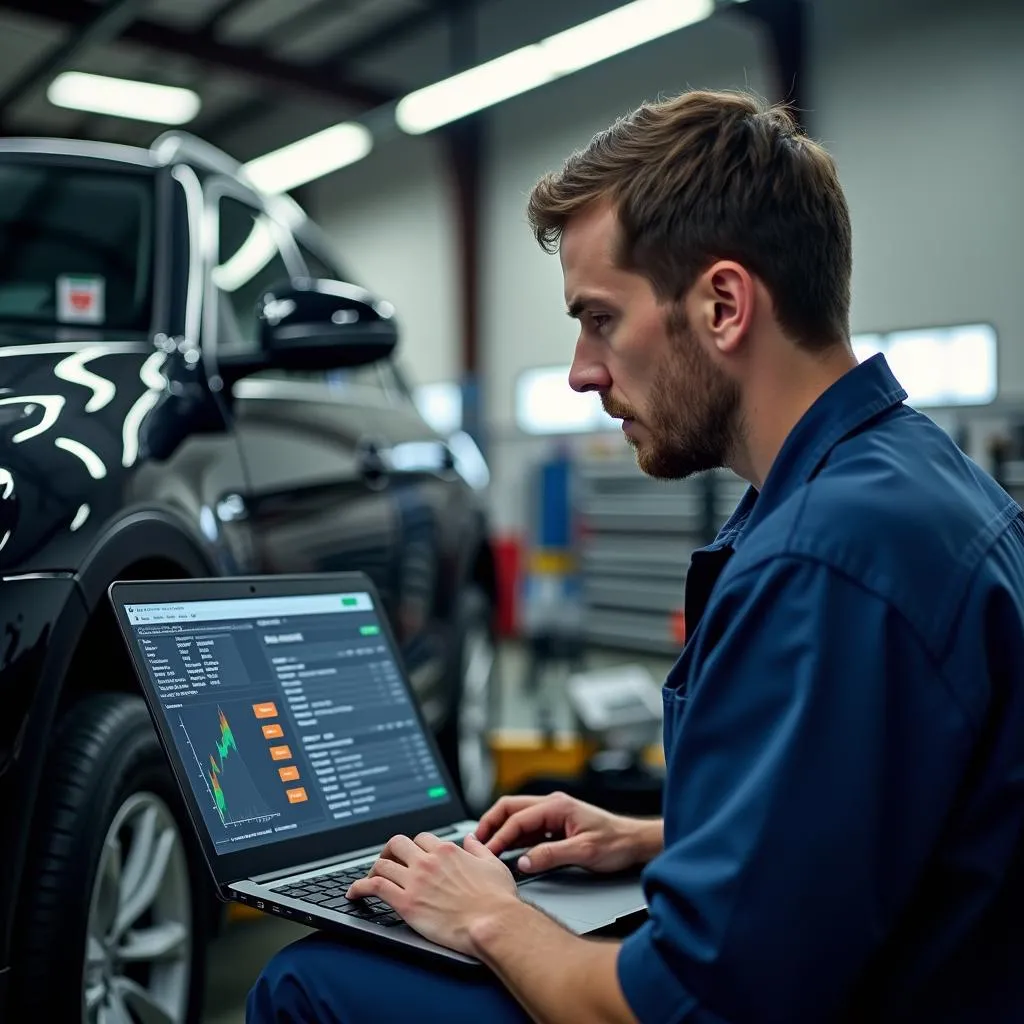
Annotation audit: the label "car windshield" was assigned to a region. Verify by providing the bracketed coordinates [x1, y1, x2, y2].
[0, 160, 154, 332]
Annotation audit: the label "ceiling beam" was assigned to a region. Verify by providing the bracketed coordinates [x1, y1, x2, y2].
[264, 0, 353, 44]
[200, 0, 256, 34]
[731, 0, 807, 127]
[0, 0, 399, 110]
[0, 0, 145, 125]
[194, 3, 467, 154]
[315, 2, 455, 73]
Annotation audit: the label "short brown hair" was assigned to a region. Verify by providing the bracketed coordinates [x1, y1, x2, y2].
[527, 89, 852, 349]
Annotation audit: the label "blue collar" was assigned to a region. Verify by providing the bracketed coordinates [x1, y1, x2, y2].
[711, 354, 907, 549]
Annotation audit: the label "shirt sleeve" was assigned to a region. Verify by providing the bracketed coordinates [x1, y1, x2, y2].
[616, 555, 977, 1024]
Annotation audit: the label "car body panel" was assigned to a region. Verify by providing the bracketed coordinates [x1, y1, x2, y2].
[231, 375, 480, 724]
[0, 134, 495, 1012]
[0, 574, 86, 972]
[0, 338, 251, 579]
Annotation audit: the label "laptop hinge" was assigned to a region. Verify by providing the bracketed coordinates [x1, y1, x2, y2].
[250, 824, 472, 885]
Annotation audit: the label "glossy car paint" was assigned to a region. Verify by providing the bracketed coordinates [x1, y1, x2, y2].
[0, 136, 494, 1010]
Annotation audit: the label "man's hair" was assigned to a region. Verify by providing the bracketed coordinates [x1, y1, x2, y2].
[527, 89, 852, 349]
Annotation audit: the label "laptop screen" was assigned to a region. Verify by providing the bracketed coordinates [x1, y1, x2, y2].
[122, 591, 451, 855]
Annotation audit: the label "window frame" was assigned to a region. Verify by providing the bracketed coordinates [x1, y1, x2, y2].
[200, 174, 304, 367]
[291, 227, 343, 284]
[288, 225, 410, 407]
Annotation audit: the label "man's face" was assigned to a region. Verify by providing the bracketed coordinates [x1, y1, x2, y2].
[562, 203, 740, 479]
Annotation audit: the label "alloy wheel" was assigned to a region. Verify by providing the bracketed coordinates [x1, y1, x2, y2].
[83, 792, 192, 1024]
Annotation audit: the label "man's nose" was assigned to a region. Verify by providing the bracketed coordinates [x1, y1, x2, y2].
[568, 341, 611, 394]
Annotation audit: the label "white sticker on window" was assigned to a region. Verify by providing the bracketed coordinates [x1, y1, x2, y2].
[57, 274, 105, 324]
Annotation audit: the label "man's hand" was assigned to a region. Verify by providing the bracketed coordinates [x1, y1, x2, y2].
[474, 791, 663, 875]
[345, 832, 519, 956]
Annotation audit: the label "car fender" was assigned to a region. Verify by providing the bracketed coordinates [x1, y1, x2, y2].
[0, 573, 85, 983]
[0, 509, 215, 982]
[75, 506, 218, 607]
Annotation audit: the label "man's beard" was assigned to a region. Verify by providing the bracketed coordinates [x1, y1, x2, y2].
[603, 312, 741, 480]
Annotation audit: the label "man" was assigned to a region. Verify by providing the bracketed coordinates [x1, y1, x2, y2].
[248, 89, 1024, 1022]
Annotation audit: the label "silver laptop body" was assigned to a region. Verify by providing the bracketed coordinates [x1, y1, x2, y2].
[110, 572, 647, 967]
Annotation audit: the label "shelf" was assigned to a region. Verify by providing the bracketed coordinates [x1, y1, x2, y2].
[571, 461, 745, 655]
[583, 576, 684, 614]
[581, 609, 682, 656]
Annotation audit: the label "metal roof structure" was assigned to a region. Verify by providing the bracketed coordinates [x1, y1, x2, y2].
[0, 0, 495, 161]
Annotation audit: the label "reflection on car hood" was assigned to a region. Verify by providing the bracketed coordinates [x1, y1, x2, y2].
[0, 336, 160, 573]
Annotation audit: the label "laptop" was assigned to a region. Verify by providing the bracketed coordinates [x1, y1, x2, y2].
[108, 572, 647, 967]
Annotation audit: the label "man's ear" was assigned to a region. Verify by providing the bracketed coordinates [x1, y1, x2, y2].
[691, 261, 755, 355]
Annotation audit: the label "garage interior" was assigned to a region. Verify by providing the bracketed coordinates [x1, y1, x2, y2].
[0, 0, 1021, 1021]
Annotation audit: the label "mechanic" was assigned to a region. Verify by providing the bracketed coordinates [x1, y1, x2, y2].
[246, 88, 1024, 1023]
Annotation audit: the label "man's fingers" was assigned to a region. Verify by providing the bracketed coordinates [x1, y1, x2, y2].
[484, 801, 564, 855]
[413, 831, 443, 853]
[379, 834, 421, 865]
[462, 833, 496, 860]
[474, 795, 546, 842]
[367, 857, 407, 887]
[346, 874, 404, 907]
[519, 837, 586, 873]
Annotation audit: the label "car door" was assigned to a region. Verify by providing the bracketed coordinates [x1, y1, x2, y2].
[202, 178, 400, 618]
[285, 231, 461, 723]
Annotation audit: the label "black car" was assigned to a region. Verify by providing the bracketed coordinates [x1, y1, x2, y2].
[0, 132, 498, 1022]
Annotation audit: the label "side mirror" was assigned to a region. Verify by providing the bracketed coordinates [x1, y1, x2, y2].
[257, 278, 398, 371]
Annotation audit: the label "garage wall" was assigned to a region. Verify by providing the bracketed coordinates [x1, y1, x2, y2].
[481, 0, 1024, 533]
[305, 131, 460, 387]
[478, 12, 772, 534]
[303, 0, 1024, 539]
[808, 0, 1024, 397]
[479, 12, 772, 430]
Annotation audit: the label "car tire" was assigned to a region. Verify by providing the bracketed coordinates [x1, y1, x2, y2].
[437, 585, 499, 815]
[11, 693, 208, 1024]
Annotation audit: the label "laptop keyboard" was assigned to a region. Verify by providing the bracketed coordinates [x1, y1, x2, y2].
[273, 849, 545, 927]
[276, 867, 405, 926]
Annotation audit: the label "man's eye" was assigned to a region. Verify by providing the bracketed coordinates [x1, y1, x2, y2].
[591, 314, 611, 330]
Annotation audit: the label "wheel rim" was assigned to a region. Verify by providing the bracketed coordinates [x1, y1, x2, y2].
[83, 791, 192, 1024]
[458, 625, 497, 813]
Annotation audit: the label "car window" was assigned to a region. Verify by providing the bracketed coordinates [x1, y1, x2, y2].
[213, 195, 291, 352]
[0, 161, 154, 331]
[294, 238, 336, 282]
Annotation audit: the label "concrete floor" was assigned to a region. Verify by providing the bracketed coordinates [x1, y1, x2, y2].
[203, 918, 311, 1023]
[201, 641, 675, 1022]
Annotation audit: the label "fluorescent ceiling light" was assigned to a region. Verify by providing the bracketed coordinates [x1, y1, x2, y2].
[47, 71, 200, 125]
[395, 0, 714, 134]
[243, 122, 374, 195]
[542, 0, 715, 75]
[395, 48, 552, 137]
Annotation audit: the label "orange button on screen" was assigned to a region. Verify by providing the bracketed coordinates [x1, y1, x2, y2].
[262, 723, 284, 739]
[286, 787, 308, 804]
[278, 766, 300, 782]
[269, 745, 292, 761]
[253, 702, 279, 719]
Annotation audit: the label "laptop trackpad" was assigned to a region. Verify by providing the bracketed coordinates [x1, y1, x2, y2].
[519, 868, 645, 931]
